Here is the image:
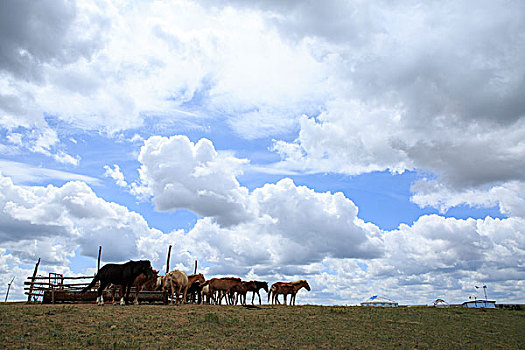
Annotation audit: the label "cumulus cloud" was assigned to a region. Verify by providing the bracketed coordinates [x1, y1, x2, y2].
[1, 1, 524, 304]
[263, 1, 525, 214]
[0, 167, 384, 301]
[132, 134, 381, 260]
[1, 158, 524, 304]
[0, 174, 148, 262]
[411, 179, 525, 218]
[364, 215, 525, 303]
[0, 0, 108, 123]
[103, 164, 128, 187]
[133, 135, 251, 226]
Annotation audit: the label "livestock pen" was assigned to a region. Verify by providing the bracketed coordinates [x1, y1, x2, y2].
[24, 258, 168, 304]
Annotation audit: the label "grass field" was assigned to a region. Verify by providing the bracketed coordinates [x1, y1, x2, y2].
[0, 303, 523, 349]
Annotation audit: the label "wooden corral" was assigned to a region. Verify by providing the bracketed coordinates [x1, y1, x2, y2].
[25, 273, 168, 304]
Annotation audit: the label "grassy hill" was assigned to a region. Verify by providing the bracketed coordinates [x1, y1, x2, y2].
[1, 303, 523, 349]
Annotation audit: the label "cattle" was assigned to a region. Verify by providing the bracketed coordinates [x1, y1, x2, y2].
[81, 260, 154, 306]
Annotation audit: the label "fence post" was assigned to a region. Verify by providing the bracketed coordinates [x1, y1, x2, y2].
[166, 245, 172, 274]
[5, 277, 15, 302]
[27, 258, 41, 303]
[97, 246, 102, 273]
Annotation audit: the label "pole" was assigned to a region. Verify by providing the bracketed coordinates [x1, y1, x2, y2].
[194, 260, 198, 274]
[166, 245, 172, 274]
[5, 277, 15, 302]
[27, 258, 40, 303]
[97, 246, 102, 273]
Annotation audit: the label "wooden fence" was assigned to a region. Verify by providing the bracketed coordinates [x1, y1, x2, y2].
[24, 273, 168, 304]
[23, 246, 181, 304]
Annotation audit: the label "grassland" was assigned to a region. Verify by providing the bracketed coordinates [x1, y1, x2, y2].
[1, 303, 523, 349]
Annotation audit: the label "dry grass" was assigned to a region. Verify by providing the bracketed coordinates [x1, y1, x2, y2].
[0, 303, 523, 349]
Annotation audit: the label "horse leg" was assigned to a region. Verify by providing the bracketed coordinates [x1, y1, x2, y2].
[170, 280, 175, 305]
[134, 284, 141, 305]
[118, 285, 124, 305]
[111, 285, 116, 304]
[257, 291, 261, 305]
[124, 284, 132, 305]
[97, 281, 109, 306]
[182, 285, 189, 304]
[174, 285, 180, 304]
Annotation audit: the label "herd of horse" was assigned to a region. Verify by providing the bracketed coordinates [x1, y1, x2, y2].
[81, 260, 311, 306]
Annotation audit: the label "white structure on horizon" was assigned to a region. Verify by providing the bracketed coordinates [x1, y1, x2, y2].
[462, 299, 496, 308]
[360, 295, 398, 307]
[428, 298, 449, 308]
[462, 284, 496, 308]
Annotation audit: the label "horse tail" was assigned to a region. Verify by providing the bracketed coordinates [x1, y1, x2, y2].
[267, 288, 272, 303]
[81, 274, 99, 293]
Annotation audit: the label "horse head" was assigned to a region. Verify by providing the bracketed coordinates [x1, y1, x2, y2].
[301, 280, 311, 291]
[262, 281, 269, 293]
[139, 260, 155, 280]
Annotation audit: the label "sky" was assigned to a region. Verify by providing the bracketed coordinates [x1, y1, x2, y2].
[0, 0, 524, 305]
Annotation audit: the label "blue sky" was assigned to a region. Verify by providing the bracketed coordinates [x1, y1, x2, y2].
[0, 0, 524, 305]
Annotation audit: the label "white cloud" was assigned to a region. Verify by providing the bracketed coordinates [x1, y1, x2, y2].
[363, 215, 525, 304]
[1, 1, 524, 305]
[411, 179, 525, 218]
[133, 135, 251, 226]
[1, 159, 524, 304]
[0, 160, 97, 185]
[103, 164, 128, 187]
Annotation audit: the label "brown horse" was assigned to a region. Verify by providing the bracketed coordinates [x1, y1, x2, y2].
[201, 284, 212, 304]
[230, 281, 250, 305]
[111, 269, 159, 305]
[204, 277, 242, 305]
[268, 280, 311, 305]
[186, 273, 205, 304]
[245, 280, 269, 305]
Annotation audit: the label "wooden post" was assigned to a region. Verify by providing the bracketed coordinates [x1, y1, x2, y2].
[5, 277, 15, 302]
[194, 260, 198, 274]
[97, 246, 102, 272]
[27, 258, 40, 303]
[166, 245, 172, 274]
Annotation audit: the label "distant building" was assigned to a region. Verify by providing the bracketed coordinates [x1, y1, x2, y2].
[462, 299, 496, 308]
[428, 298, 449, 308]
[360, 295, 398, 307]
